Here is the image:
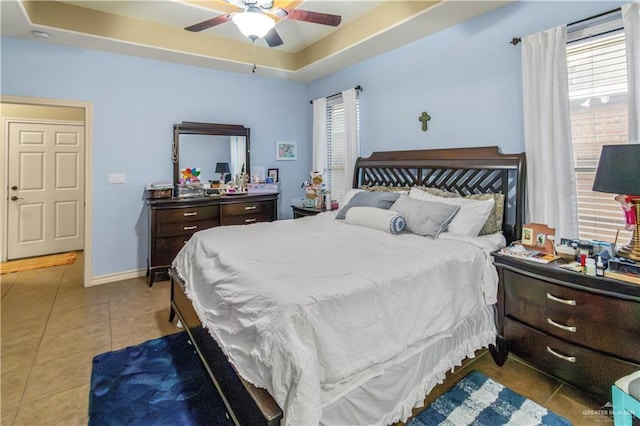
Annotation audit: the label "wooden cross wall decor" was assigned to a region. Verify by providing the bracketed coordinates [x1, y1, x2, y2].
[419, 111, 431, 131]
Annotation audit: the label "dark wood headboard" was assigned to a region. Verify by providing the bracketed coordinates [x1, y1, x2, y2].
[353, 146, 526, 244]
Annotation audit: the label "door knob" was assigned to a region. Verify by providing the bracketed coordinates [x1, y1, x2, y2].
[10, 196, 24, 201]
[11, 186, 18, 190]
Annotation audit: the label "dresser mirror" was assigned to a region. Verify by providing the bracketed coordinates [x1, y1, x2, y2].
[172, 122, 250, 186]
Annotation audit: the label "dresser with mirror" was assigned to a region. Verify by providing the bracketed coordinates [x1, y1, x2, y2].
[146, 122, 278, 286]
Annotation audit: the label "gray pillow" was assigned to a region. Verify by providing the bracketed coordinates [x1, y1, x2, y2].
[390, 194, 460, 238]
[335, 191, 401, 220]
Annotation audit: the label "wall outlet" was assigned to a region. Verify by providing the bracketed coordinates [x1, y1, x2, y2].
[108, 173, 125, 184]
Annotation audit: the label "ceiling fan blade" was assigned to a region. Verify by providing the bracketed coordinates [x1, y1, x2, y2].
[278, 8, 341, 27]
[185, 14, 232, 32]
[264, 28, 283, 47]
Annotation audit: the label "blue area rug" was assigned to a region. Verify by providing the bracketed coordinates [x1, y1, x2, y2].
[89, 332, 232, 426]
[408, 370, 572, 426]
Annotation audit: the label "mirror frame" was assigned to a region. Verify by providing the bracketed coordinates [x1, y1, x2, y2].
[172, 121, 251, 186]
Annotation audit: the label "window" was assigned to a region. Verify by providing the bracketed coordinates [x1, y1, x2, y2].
[325, 94, 360, 203]
[567, 19, 631, 244]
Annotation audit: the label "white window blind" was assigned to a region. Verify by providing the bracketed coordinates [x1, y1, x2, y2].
[567, 26, 631, 244]
[325, 94, 360, 203]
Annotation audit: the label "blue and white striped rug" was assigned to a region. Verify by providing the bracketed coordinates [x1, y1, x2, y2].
[408, 370, 572, 426]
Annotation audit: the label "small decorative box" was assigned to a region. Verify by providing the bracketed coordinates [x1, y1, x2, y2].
[176, 184, 204, 198]
[247, 183, 279, 194]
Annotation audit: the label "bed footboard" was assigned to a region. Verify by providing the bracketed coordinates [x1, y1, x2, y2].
[169, 268, 283, 426]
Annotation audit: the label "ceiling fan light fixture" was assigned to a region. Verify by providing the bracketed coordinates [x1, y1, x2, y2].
[232, 10, 275, 40]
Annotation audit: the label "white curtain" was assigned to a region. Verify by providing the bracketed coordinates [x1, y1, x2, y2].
[623, 2, 640, 144]
[229, 136, 246, 178]
[522, 25, 579, 240]
[312, 97, 327, 173]
[342, 88, 359, 194]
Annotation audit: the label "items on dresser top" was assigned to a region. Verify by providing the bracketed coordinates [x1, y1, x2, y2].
[492, 252, 640, 403]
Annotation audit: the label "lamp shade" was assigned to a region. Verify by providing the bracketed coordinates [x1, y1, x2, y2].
[215, 162, 230, 174]
[592, 144, 640, 196]
[232, 10, 275, 40]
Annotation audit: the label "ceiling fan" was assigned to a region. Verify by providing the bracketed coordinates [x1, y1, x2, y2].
[185, 0, 342, 47]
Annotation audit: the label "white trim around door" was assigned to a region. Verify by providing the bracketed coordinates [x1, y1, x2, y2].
[1, 95, 93, 287]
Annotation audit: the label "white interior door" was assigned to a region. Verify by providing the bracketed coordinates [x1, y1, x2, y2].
[7, 121, 85, 260]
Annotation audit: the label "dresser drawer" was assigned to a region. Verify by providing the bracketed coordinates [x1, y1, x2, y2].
[504, 269, 640, 362]
[157, 219, 217, 237]
[221, 201, 274, 218]
[155, 236, 193, 266]
[156, 205, 219, 224]
[505, 318, 639, 401]
[221, 212, 274, 226]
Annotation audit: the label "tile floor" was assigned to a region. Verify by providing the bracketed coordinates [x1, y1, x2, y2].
[1, 253, 611, 426]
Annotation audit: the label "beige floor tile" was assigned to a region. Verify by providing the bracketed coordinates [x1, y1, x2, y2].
[1, 407, 18, 426]
[14, 384, 89, 426]
[1, 367, 30, 412]
[21, 346, 108, 403]
[546, 384, 610, 425]
[0, 318, 47, 347]
[111, 309, 179, 350]
[108, 290, 167, 320]
[43, 303, 109, 337]
[12, 268, 64, 287]
[35, 322, 111, 364]
[1, 340, 39, 374]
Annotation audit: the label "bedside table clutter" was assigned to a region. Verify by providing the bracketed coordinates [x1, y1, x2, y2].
[492, 252, 640, 403]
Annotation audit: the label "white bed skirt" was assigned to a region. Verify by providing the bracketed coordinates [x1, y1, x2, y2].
[319, 305, 497, 426]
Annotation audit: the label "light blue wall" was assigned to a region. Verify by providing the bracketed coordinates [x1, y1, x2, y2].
[1, 1, 627, 278]
[1, 37, 309, 276]
[308, 0, 627, 157]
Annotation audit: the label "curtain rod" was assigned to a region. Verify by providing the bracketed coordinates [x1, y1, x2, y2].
[509, 6, 621, 46]
[309, 85, 362, 104]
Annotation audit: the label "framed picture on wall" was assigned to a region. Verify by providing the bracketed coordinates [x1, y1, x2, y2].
[276, 141, 297, 161]
[267, 168, 279, 182]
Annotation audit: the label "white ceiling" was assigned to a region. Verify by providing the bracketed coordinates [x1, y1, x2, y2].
[1, 1, 513, 82]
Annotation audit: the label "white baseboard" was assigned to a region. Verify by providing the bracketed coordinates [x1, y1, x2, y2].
[89, 268, 147, 287]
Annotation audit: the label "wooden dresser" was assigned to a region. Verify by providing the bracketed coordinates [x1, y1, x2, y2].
[147, 193, 278, 285]
[492, 252, 640, 403]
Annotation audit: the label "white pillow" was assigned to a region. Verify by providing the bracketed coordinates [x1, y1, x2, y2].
[409, 187, 495, 237]
[345, 207, 406, 234]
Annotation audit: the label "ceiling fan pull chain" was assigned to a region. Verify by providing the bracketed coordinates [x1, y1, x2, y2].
[252, 41, 257, 73]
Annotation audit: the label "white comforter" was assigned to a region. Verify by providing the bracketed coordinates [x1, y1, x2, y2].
[173, 213, 503, 425]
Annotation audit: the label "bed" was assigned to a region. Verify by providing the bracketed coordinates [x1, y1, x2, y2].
[168, 146, 526, 426]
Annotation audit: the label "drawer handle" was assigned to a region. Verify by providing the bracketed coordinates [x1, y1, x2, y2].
[183, 225, 197, 230]
[183, 212, 198, 217]
[547, 318, 576, 333]
[546, 293, 576, 306]
[244, 206, 257, 210]
[245, 218, 257, 223]
[546, 346, 576, 363]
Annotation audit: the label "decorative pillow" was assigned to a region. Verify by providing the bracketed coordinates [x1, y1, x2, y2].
[335, 191, 401, 220]
[390, 194, 460, 238]
[345, 207, 406, 234]
[359, 185, 412, 193]
[418, 189, 504, 235]
[463, 193, 505, 235]
[413, 186, 459, 198]
[409, 187, 494, 237]
[339, 189, 364, 210]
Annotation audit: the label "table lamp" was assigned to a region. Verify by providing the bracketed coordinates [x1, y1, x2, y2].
[215, 162, 230, 186]
[592, 144, 640, 261]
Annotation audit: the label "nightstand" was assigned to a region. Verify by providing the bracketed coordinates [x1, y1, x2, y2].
[492, 252, 640, 403]
[291, 205, 325, 219]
